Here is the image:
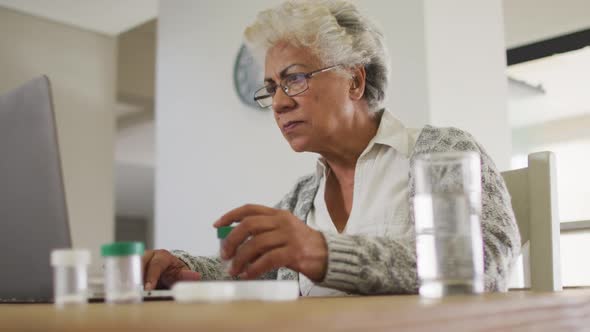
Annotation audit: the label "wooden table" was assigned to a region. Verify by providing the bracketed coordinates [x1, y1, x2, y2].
[2, 290, 590, 331]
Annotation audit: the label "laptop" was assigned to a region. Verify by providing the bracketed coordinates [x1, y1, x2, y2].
[0, 77, 171, 303]
[0, 76, 70, 303]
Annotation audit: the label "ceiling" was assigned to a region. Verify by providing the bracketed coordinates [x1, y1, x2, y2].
[507, 47, 590, 128]
[503, 0, 590, 129]
[503, 0, 590, 48]
[1, 0, 588, 42]
[0, 0, 157, 35]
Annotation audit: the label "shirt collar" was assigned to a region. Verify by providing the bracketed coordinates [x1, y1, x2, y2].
[367, 109, 412, 158]
[315, 156, 328, 178]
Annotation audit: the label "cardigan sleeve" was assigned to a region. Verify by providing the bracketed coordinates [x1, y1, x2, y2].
[316, 232, 418, 294]
[171, 250, 228, 281]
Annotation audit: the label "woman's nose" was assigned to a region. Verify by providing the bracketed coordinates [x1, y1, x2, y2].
[272, 87, 296, 113]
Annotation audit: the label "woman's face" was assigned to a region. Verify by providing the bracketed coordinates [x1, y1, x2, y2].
[264, 41, 356, 153]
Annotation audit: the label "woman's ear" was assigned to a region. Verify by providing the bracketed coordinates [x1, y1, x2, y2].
[349, 65, 366, 101]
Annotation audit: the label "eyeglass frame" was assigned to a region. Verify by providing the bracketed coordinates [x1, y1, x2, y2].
[253, 64, 342, 108]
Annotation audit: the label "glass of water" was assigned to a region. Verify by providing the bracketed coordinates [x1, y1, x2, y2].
[413, 151, 484, 298]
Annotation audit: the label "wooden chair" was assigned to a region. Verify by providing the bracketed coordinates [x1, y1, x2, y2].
[501, 151, 562, 291]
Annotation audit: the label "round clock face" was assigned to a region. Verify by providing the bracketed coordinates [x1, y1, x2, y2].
[233, 44, 265, 110]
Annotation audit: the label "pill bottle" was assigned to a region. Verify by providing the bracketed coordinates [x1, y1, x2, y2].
[101, 242, 144, 304]
[217, 226, 235, 274]
[51, 249, 91, 306]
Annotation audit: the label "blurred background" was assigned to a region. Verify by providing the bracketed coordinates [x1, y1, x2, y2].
[0, 0, 588, 286]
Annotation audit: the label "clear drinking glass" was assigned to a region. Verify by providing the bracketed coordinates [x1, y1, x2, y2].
[413, 151, 484, 298]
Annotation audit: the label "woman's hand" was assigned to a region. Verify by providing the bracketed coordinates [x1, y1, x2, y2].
[214, 204, 328, 281]
[142, 249, 201, 290]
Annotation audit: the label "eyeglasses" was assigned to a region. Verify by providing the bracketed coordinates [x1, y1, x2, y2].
[253, 65, 341, 108]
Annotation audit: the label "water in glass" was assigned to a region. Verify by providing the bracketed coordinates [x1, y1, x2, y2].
[414, 191, 484, 297]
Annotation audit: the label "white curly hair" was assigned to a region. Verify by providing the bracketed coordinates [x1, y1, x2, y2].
[244, 0, 390, 111]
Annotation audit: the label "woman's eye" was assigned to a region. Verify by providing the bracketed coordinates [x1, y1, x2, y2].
[285, 74, 305, 85]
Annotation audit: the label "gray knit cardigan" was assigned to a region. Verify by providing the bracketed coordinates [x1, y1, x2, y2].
[173, 125, 521, 294]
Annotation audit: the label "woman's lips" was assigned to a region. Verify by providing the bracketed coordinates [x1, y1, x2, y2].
[283, 121, 304, 132]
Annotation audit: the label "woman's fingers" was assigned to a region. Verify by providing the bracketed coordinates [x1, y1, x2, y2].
[213, 204, 276, 227]
[213, 206, 323, 280]
[229, 231, 285, 276]
[241, 247, 291, 279]
[159, 269, 201, 288]
[221, 215, 278, 259]
[144, 252, 168, 290]
[143, 249, 194, 290]
[142, 250, 156, 282]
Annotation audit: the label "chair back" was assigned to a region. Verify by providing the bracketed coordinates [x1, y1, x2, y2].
[501, 151, 561, 291]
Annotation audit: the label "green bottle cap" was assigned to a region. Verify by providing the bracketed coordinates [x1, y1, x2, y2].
[101, 242, 145, 257]
[217, 226, 235, 239]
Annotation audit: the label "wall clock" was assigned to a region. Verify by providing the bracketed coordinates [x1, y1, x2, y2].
[233, 44, 265, 110]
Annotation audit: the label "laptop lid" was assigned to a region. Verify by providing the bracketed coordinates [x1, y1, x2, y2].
[0, 76, 71, 302]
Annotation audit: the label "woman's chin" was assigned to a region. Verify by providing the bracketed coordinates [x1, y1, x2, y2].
[287, 137, 310, 153]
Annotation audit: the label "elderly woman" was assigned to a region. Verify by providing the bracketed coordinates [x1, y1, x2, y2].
[142, 0, 520, 295]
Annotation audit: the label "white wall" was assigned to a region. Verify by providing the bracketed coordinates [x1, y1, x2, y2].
[512, 114, 590, 222]
[426, 1, 511, 168]
[156, 0, 512, 254]
[0, 7, 116, 275]
[503, 0, 590, 48]
[360, 0, 511, 168]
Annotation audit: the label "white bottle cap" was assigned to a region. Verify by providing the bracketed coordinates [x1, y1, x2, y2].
[51, 249, 91, 267]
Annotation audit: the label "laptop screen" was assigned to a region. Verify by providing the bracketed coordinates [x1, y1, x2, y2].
[0, 76, 71, 302]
